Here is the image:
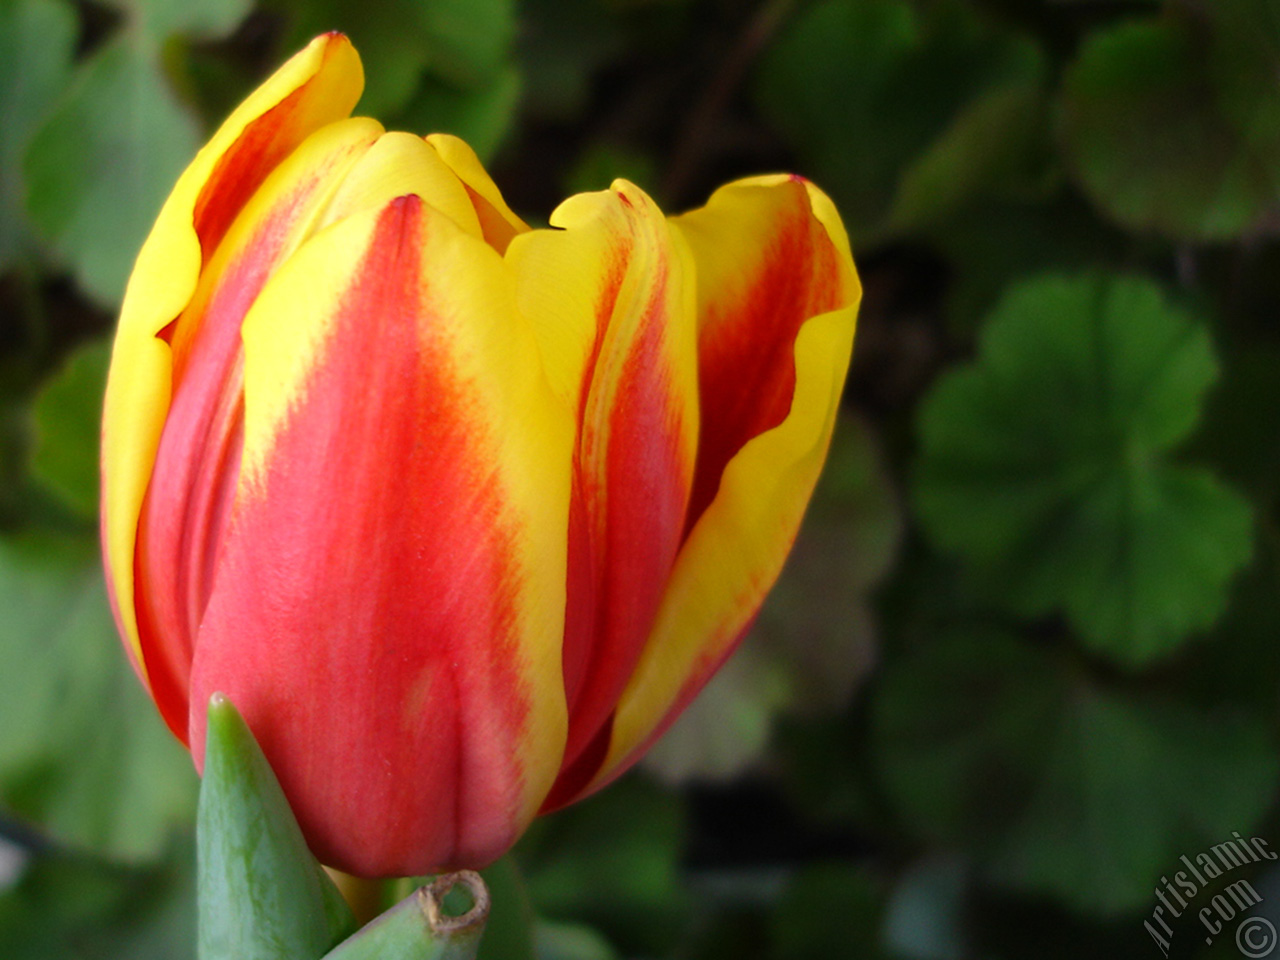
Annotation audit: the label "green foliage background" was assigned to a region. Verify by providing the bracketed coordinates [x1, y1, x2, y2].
[1, 0, 1277, 956]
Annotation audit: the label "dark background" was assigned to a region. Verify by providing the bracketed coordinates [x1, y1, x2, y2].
[1, 0, 1278, 957]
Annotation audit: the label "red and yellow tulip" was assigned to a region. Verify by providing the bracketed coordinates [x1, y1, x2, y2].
[101, 34, 860, 878]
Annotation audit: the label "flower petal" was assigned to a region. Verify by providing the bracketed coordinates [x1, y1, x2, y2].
[426, 133, 528, 252]
[134, 116, 385, 741]
[101, 33, 363, 690]
[582, 176, 860, 797]
[188, 195, 574, 876]
[507, 182, 699, 798]
[317, 131, 482, 237]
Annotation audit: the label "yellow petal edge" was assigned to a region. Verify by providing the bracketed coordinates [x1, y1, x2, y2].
[590, 176, 861, 790]
[100, 34, 364, 678]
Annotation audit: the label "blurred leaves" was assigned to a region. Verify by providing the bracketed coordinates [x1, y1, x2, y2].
[23, 0, 252, 307]
[101, 0, 251, 41]
[518, 778, 687, 957]
[533, 921, 619, 960]
[0, 844, 196, 960]
[0, 533, 196, 861]
[30, 337, 109, 518]
[873, 629, 1279, 915]
[986, 689, 1277, 914]
[929, 194, 1127, 337]
[0, 0, 77, 273]
[25, 32, 200, 306]
[517, 0, 624, 123]
[475, 857, 536, 960]
[273, 0, 516, 119]
[888, 67, 1048, 233]
[771, 862, 887, 960]
[754, 416, 900, 710]
[915, 272, 1253, 665]
[1060, 12, 1280, 240]
[564, 142, 658, 198]
[756, 0, 1047, 241]
[881, 858, 967, 960]
[395, 66, 521, 164]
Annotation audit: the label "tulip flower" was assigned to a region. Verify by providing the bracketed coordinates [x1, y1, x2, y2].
[101, 33, 860, 878]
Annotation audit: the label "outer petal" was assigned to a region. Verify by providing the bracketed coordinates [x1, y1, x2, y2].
[101, 33, 363, 688]
[426, 133, 529, 252]
[134, 117, 387, 742]
[506, 182, 699, 799]
[136, 118, 504, 743]
[581, 176, 860, 796]
[187, 195, 574, 877]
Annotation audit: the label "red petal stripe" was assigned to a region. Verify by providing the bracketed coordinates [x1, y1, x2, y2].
[189, 197, 532, 876]
[553, 200, 697, 780]
[134, 163, 361, 742]
[685, 179, 843, 533]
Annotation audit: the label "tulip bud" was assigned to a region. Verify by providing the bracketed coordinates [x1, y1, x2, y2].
[102, 34, 860, 878]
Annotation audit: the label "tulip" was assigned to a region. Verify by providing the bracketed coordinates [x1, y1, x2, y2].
[101, 33, 860, 878]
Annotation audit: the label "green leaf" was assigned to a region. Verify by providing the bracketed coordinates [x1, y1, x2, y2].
[914, 272, 1253, 664]
[986, 690, 1279, 914]
[888, 73, 1048, 232]
[23, 32, 201, 307]
[0, 0, 77, 271]
[101, 0, 252, 44]
[22, 0, 251, 306]
[873, 629, 1280, 915]
[1060, 16, 1280, 240]
[393, 66, 521, 164]
[477, 857, 535, 960]
[197, 696, 355, 960]
[754, 0, 1043, 241]
[872, 629, 1063, 850]
[770, 862, 887, 960]
[533, 921, 618, 960]
[0, 844, 196, 960]
[0, 532, 197, 861]
[517, 0, 625, 123]
[29, 338, 110, 518]
[273, 0, 516, 117]
[1207, 1, 1280, 159]
[517, 778, 687, 957]
[414, 0, 516, 89]
[322, 874, 487, 960]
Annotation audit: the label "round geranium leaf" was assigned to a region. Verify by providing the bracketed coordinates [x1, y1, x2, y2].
[914, 272, 1252, 665]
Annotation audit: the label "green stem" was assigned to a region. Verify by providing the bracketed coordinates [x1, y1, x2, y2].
[321, 871, 490, 960]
